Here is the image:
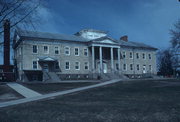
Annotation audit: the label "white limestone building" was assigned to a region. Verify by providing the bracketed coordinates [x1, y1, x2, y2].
[13, 29, 157, 81]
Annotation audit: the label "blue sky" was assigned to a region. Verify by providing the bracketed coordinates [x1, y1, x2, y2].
[37, 0, 180, 49]
[0, 0, 180, 64]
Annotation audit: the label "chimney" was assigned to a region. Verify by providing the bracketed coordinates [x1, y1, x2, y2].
[120, 35, 128, 42]
[3, 19, 10, 66]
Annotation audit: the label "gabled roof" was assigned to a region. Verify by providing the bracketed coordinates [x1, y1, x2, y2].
[117, 39, 157, 50]
[89, 36, 118, 44]
[15, 29, 157, 50]
[16, 29, 90, 42]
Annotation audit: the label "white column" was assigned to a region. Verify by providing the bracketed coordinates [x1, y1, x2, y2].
[92, 46, 95, 73]
[99, 46, 103, 73]
[118, 48, 121, 72]
[111, 47, 114, 71]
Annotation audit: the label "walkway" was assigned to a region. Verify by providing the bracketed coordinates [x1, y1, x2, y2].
[7, 83, 42, 98]
[0, 79, 121, 108]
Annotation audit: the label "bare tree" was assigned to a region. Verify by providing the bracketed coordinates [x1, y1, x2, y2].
[170, 19, 180, 74]
[0, 0, 43, 35]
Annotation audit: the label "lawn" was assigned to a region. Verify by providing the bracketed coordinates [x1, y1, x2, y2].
[0, 84, 24, 102]
[21, 82, 97, 94]
[0, 79, 180, 122]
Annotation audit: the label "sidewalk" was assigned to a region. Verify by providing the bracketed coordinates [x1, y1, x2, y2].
[0, 79, 121, 108]
[7, 83, 42, 98]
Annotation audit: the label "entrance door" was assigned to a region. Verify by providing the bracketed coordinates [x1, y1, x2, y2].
[43, 63, 49, 72]
[143, 65, 146, 74]
[103, 63, 107, 73]
[97, 62, 107, 73]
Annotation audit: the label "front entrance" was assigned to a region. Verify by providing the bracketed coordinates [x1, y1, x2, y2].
[143, 65, 146, 74]
[43, 63, 49, 72]
[97, 62, 108, 73]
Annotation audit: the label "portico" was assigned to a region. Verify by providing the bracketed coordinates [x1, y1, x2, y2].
[89, 37, 121, 74]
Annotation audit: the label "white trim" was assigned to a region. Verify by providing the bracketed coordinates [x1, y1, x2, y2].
[65, 61, 70, 70]
[136, 53, 139, 59]
[32, 60, 38, 70]
[148, 54, 152, 59]
[130, 64, 133, 71]
[84, 48, 88, 56]
[64, 46, 70, 56]
[74, 47, 79, 56]
[123, 64, 127, 71]
[84, 62, 89, 70]
[43, 45, 49, 54]
[91, 44, 120, 48]
[54, 46, 60, 55]
[32, 45, 38, 54]
[142, 53, 146, 60]
[122, 51, 126, 59]
[75, 61, 80, 70]
[136, 64, 140, 71]
[129, 52, 133, 59]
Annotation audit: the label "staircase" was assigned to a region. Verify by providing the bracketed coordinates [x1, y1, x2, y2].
[100, 72, 128, 81]
[43, 72, 61, 82]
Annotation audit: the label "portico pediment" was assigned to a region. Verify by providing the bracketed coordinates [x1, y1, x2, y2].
[99, 39, 117, 44]
[90, 36, 119, 45]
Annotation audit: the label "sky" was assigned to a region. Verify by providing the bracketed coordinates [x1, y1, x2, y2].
[37, 0, 180, 49]
[0, 0, 180, 64]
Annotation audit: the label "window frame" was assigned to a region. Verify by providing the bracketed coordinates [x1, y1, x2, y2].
[75, 62, 80, 70]
[123, 64, 127, 71]
[142, 53, 146, 60]
[84, 48, 88, 56]
[137, 64, 140, 71]
[129, 52, 133, 59]
[64, 46, 70, 55]
[43, 45, 49, 54]
[148, 54, 152, 59]
[84, 62, 89, 70]
[32, 45, 38, 54]
[65, 61, 70, 70]
[136, 53, 139, 59]
[54, 46, 60, 55]
[122, 51, 126, 59]
[130, 64, 133, 71]
[32, 60, 38, 70]
[74, 47, 79, 56]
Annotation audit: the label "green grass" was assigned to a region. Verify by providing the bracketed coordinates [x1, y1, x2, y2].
[21, 82, 97, 94]
[0, 84, 24, 102]
[1, 79, 180, 122]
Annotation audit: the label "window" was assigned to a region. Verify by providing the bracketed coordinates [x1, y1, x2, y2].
[148, 54, 151, 59]
[84, 62, 89, 70]
[75, 62, 80, 70]
[84, 48, 88, 56]
[142, 53, 146, 59]
[130, 64, 133, 70]
[65, 61, 70, 70]
[122, 52, 126, 59]
[43, 46, 49, 54]
[64, 46, 70, 55]
[54, 46, 59, 55]
[123, 64, 127, 71]
[74, 48, 79, 56]
[55, 61, 60, 70]
[33, 45, 37, 53]
[130, 52, 133, 59]
[137, 64, 140, 71]
[136, 53, 139, 59]
[149, 65, 152, 71]
[33, 60, 38, 69]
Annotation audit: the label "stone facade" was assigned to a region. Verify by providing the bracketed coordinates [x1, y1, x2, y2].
[13, 29, 157, 81]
